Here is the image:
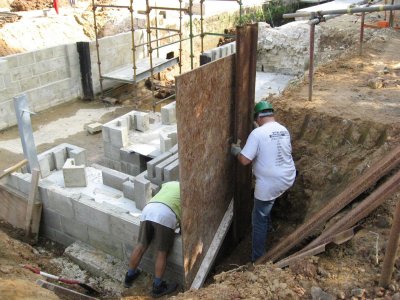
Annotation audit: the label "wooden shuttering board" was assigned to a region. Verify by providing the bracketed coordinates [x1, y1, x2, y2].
[176, 55, 236, 288]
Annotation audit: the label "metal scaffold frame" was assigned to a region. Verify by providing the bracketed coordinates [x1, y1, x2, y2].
[91, 0, 242, 110]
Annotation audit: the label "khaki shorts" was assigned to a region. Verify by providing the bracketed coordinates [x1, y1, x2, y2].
[137, 221, 175, 252]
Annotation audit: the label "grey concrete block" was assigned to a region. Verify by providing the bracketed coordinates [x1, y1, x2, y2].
[43, 227, 75, 246]
[155, 153, 179, 183]
[40, 208, 62, 231]
[62, 158, 87, 188]
[133, 172, 152, 210]
[86, 122, 102, 134]
[109, 125, 129, 148]
[74, 197, 111, 234]
[161, 101, 176, 125]
[168, 143, 179, 154]
[103, 142, 118, 161]
[67, 147, 87, 166]
[53, 147, 67, 170]
[88, 226, 124, 259]
[102, 125, 111, 143]
[109, 212, 140, 242]
[164, 159, 180, 182]
[60, 215, 89, 243]
[38, 155, 51, 178]
[147, 151, 173, 178]
[122, 180, 135, 200]
[133, 112, 150, 132]
[160, 131, 177, 153]
[102, 167, 130, 191]
[45, 187, 77, 218]
[65, 241, 126, 282]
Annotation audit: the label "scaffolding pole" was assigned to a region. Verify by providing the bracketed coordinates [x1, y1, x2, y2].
[92, 0, 104, 98]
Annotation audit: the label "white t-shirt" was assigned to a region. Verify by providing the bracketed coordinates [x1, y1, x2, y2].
[241, 121, 296, 201]
[141, 202, 177, 229]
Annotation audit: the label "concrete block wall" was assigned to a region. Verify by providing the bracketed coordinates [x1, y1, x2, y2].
[0, 44, 81, 130]
[3, 157, 184, 284]
[102, 107, 178, 177]
[36, 143, 87, 179]
[146, 144, 179, 185]
[200, 41, 236, 65]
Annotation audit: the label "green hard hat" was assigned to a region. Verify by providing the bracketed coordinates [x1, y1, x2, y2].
[254, 100, 274, 116]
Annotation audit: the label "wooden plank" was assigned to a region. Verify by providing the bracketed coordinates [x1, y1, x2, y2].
[36, 280, 98, 300]
[0, 159, 28, 179]
[176, 55, 235, 288]
[191, 199, 234, 289]
[232, 24, 259, 241]
[24, 169, 41, 243]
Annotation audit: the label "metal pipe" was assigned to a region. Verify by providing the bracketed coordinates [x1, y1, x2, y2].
[145, 0, 156, 111]
[301, 170, 400, 253]
[359, 12, 365, 55]
[283, 4, 400, 18]
[92, 0, 104, 98]
[308, 23, 315, 101]
[129, 0, 137, 81]
[135, 33, 180, 47]
[200, 0, 204, 53]
[189, 0, 194, 69]
[179, 0, 183, 74]
[149, 27, 181, 32]
[380, 196, 400, 287]
[389, 0, 395, 27]
[153, 94, 176, 106]
[154, 1, 160, 58]
[149, 6, 188, 11]
[153, 34, 202, 50]
[204, 32, 235, 37]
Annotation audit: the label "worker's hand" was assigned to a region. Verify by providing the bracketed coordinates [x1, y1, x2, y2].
[231, 140, 242, 157]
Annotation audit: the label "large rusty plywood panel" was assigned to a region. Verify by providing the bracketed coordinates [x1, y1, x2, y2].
[176, 55, 235, 288]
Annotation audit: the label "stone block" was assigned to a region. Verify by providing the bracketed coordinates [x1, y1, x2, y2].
[109, 211, 140, 242]
[122, 180, 135, 201]
[88, 226, 124, 259]
[66, 146, 87, 166]
[0, 60, 8, 74]
[102, 167, 130, 191]
[109, 124, 129, 148]
[86, 122, 102, 134]
[20, 76, 40, 91]
[39, 70, 58, 86]
[155, 153, 179, 183]
[60, 215, 89, 243]
[103, 142, 121, 161]
[102, 125, 110, 143]
[52, 147, 67, 170]
[168, 143, 179, 154]
[74, 197, 111, 234]
[45, 187, 76, 218]
[62, 158, 87, 188]
[160, 131, 178, 153]
[40, 208, 62, 231]
[133, 172, 152, 210]
[42, 227, 75, 246]
[133, 112, 150, 132]
[34, 48, 55, 62]
[164, 159, 180, 182]
[65, 241, 126, 282]
[38, 155, 51, 178]
[147, 151, 173, 178]
[161, 101, 176, 125]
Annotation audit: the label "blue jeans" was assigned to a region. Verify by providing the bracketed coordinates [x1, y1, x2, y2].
[252, 198, 275, 262]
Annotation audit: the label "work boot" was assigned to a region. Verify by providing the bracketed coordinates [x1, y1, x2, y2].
[151, 281, 178, 298]
[124, 269, 141, 288]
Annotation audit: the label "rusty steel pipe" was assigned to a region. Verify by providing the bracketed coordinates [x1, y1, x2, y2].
[359, 12, 365, 55]
[380, 197, 400, 287]
[256, 145, 400, 264]
[302, 170, 400, 253]
[308, 23, 315, 101]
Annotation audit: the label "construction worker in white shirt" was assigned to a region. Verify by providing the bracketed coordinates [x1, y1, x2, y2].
[231, 100, 296, 262]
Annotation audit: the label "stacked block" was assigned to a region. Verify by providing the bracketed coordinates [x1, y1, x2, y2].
[62, 158, 87, 188]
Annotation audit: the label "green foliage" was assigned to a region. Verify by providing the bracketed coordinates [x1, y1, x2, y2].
[235, 1, 300, 27]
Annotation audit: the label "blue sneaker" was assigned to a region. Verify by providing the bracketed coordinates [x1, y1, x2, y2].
[124, 269, 141, 288]
[151, 281, 178, 298]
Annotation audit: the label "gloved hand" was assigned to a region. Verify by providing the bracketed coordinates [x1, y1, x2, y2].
[231, 140, 242, 157]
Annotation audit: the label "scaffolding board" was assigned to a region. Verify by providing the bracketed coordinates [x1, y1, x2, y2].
[102, 57, 179, 84]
